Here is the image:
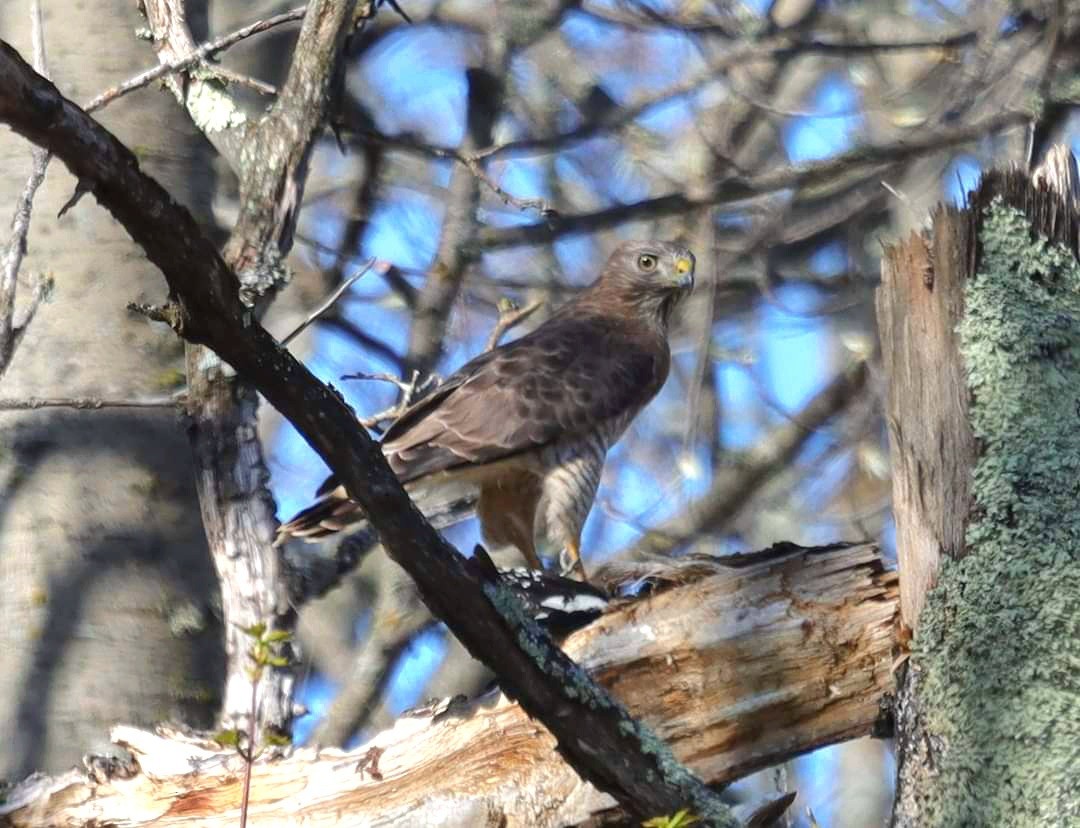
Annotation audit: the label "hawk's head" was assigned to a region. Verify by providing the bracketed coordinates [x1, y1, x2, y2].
[596, 240, 696, 327]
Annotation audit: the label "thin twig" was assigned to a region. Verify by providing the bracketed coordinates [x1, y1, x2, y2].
[354, 130, 556, 216]
[239, 666, 258, 828]
[475, 110, 1030, 250]
[0, 0, 49, 378]
[84, 6, 307, 113]
[484, 298, 543, 351]
[280, 258, 380, 346]
[340, 370, 416, 394]
[335, 295, 548, 435]
[203, 65, 278, 97]
[341, 297, 545, 429]
[343, 370, 438, 431]
[461, 155, 555, 216]
[0, 395, 183, 411]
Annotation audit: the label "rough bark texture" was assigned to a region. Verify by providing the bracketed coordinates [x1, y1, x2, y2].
[877, 204, 975, 629]
[0, 543, 898, 828]
[140, 0, 359, 730]
[184, 353, 290, 728]
[878, 150, 1080, 826]
[0, 1, 221, 777]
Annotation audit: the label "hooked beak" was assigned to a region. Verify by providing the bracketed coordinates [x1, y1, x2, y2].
[674, 255, 695, 290]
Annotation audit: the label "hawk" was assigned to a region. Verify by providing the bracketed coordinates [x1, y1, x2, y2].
[275, 240, 695, 578]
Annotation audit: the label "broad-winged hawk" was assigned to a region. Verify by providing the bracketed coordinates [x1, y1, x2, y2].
[275, 240, 695, 578]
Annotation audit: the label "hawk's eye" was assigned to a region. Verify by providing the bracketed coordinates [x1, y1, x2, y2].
[637, 254, 658, 272]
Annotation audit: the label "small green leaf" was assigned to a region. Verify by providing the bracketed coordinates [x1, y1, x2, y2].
[214, 729, 241, 747]
[264, 630, 293, 643]
[263, 730, 292, 747]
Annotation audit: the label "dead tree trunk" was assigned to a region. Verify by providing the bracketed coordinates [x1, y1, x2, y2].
[0, 542, 896, 828]
[877, 147, 1080, 827]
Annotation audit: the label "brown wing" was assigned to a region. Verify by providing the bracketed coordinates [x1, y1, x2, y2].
[380, 312, 670, 483]
[276, 312, 669, 545]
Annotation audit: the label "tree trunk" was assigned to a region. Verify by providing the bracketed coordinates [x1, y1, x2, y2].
[0, 1, 222, 776]
[878, 147, 1080, 826]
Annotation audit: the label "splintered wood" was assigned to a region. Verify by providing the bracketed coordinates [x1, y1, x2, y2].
[877, 210, 976, 628]
[2, 543, 897, 828]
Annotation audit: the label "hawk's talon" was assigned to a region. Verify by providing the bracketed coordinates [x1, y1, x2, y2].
[558, 541, 588, 582]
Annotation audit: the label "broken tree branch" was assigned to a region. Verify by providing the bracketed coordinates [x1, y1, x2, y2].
[0, 543, 897, 828]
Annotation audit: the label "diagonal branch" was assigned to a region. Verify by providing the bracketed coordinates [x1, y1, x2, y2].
[0, 41, 739, 826]
[84, 6, 307, 114]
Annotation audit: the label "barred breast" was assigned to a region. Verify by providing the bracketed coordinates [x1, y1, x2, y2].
[538, 411, 636, 555]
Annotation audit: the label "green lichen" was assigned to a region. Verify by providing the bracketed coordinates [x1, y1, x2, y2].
[168, 676, 218, 706]
[1049, 73, 1080, 105]
[185, 79, 247, 134]
[482, 579, 611, 708]
[166, 600, 207, 638]
[151, 367, 186, 391]
[912, 198, 1080, 826]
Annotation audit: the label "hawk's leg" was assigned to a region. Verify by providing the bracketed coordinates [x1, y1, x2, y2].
[477, 474, 543, 570]
[541, 448, 604, 582]
[558, 539, 588, 581]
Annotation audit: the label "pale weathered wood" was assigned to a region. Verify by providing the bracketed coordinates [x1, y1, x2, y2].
[877, 210, 975, 629]
[1, 543, 898, 828]
[881, 149, 1080, 826]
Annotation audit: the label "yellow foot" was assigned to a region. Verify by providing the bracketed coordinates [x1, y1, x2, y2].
[558, 540, 588, 582]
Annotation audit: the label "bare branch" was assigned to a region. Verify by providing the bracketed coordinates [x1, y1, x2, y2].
[201, 65, 278, 98]
[0, 395, 181, 411]
[280, 258, 380, 346]
[634, 359, 871, 559]
[473, 111, 1030, 250]
[0, 0, 48, 379]
[313, 574, 432, 745]
[320, 314, 404, 370]
[83, 6, 307, 114]
[484, 298, 544, 352]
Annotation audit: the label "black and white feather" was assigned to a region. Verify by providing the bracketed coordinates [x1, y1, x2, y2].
[498, 567, 610, 636]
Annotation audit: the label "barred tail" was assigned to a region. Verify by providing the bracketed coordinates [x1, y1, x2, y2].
[273, 483, 367, 546]
[274, 471, 482, 547]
